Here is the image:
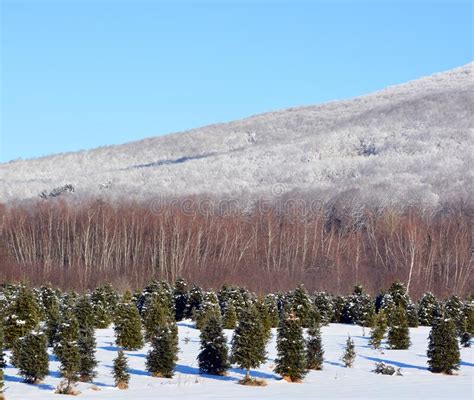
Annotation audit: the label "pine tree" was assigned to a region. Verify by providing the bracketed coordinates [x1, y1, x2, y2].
[369, 310, 388, 350]
[173, 278, 189, 321]
[78, 326, 97, 382]
[222, 302, 238, 329]
[195, 292, 221, 330]
[142, 289, 174, 341]
[114, 294, 143, 350]
[445, 295, 465, 334]
[417, 292, 440, 326]
[313, 292, 334, 325]
[264, 294, 280, 328]
[186, 285, 204, 319]
[4, 285, 40, 349]
[427, 316, 460, 374]
[113, 349, 130, 389]
[287, 285, 313, 327]
[0, 323, 5, 369]
[305, 309, 324, 370]
[406, 302, 419, 327]
[0, 369, 4, 400]
[342, 285, 375, 326]
[341, 336, 356, 367]
[255, 298, 272, 340]
[54, 309, 80, 392]
[387, 306, 411, 349]
[17, 330, 49, 383]
[75, 295, 95, 329]
[274, 310, 307, 382]
[44, 295, 61, 347]
[197, 315, 229, 375]
[146, 322, 179, 378]
[231, 305, 267, 382]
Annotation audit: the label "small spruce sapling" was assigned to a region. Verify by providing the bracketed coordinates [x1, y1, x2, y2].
[113, 349, 130, 389]
[341, 336, 356, 367]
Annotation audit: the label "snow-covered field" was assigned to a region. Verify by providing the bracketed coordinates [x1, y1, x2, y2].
[3, 322, 472, 399]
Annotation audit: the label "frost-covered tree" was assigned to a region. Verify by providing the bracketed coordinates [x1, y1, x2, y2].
[427, 316, 460, 374]
[275, 310, 307, 382]
[17, 330, 49, 384]
[173, 278, 189, 321]
[113, 349, 130, 389]
[332, 296, 345, 323]
[78, 325, 97, 382]
[75, 294, 95, 329]
[54, 309, 80, 392]
[342, 285, 375, 326]
[197, 315, 229, 375]
[306, 309, 324, 370]
[341, 336, 356, 367]
[4, 285, 40, 349]
[417, 292, 440, 326]
[313, 292, 334, 325]
[369, 310, 388, 350]
[406, 302, 419, 328]
[114, 294, 144, 350]
[186, 285, 204, 319]
[255, 297, 272, 340]
[387, 306, 410, 349]
[231, 305, 267, 382]
[287, 285, 313, 327]
[195, 292, 221, 330]
[142, 291, 174, 341]
[146, 322, 179, 378]
[444, 295, 465, 334]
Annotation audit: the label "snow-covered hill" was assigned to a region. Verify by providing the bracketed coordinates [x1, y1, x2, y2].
[3, 322, 473, 400]
[1, 63, 473, 205]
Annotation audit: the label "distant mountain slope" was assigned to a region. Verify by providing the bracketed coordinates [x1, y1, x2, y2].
[1, 63, 473, 205]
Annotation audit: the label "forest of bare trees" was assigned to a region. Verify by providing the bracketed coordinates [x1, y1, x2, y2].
[0, 198, 472, 298]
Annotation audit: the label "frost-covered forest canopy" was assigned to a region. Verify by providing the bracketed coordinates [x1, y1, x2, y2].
[1, 63, 473, 205]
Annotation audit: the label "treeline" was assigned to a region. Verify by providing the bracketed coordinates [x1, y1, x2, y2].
[0, 198, 472, 297]
[0, 280, 471, 395]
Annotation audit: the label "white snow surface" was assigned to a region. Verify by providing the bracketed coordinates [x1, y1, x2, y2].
[3, 322, 473, 399]
[1, 63, 473, 206]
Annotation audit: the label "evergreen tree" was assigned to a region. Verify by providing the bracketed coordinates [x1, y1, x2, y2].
[387, 306, 411, 349]
[0, 369, 3, 400]
[54, 309, 80, 392]
[78, 326, 97, 382]
[331, 296, 345, 323]
[75, 295, 95, 329]
[460, 303, 472, 347]
[197, 315, 229, 375]
[222, 302, 238, 329]
[427, 316, 460, 374]
[113, 349, 130, 389]
[0, 323, 5, 369]
[195, 292, 221, 330]
[17, 330, 49, 383]
[173, 278, 189, 321]
[388, 281, 410, 309]
[313, 292, 334, 325]
[4, 285, 40, 349]
[114, 294, 144, 350]
[406, 302, 419, 327]
[231, 305, 267, 382]
[341, 336, 356, 367]
[287, 285, 313, 327]
[369, 310, 388, 350]
[274, 310, 307, 382]
[186, 285, 204, 319]
[255, 297, 272, 340]
[91, 286, 114, 329]
[143, 292, 174, 341]
[417, 292, 440, 326]
[342, 285, 375, 326]
[264, 294, 280, 328]
[445, 295, 465, 334]
[44, 295, 61, 347]
[306, 309, 324, 370]
[146, 322, 179, 378]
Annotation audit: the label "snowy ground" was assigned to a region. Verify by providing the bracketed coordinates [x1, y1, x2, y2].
[3, 322, 473, 399]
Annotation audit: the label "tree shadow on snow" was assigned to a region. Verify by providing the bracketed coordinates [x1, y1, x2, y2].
[104, 364, 149, 377]
[98, 345, 120, 352]
[360, 355, 427, 370]
[228, 367, 279, 380]
[176, 364, 238, 382]
[416, 353, 473, 367]
[177, 322, 197, 329]
[5, 374, 55, 391]
[324, 360, 346, 368]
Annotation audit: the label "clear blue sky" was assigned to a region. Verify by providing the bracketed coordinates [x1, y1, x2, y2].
[1, 0, 472, 162]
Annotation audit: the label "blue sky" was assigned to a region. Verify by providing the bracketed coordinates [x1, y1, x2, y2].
[1, 0, 472, 162]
